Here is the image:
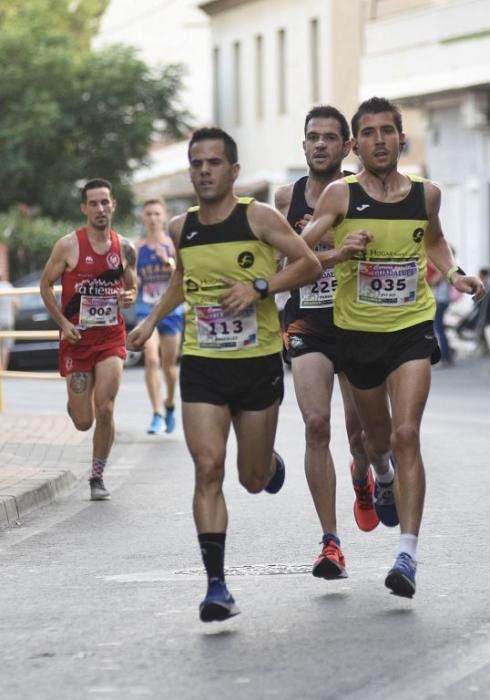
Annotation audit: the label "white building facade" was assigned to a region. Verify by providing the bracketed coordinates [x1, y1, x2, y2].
[362, 0, 490, 273]
[199, 0, 364, 199]
[94, 0, 212, 211]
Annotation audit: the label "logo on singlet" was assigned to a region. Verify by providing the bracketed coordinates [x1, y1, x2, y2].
[106, 253, 120, 270]
[412, 228, 424, 243]
[85, 256, 94, 264]
[356, 204, 370, 212]
[186, 231, 199, 241]
[185, 279, 199, 293]
[238, 251, 255, 269]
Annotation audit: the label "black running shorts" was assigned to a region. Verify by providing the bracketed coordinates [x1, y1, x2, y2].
[335, 320, 441, 389]
[180, 353, 284, 414]
[285, 331, 341, 372]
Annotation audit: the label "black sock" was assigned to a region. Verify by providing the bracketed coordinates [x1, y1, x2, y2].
[198, 533, 226, 581]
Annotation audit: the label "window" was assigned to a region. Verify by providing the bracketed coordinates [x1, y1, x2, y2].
[309, 18, 320, 103]
[255, 34, 264, 119]
[212, 46, 221, 125]
[233, 41, 241, 125]
[277, 29, 286, 115]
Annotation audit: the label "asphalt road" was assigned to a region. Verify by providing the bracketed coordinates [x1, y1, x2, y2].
[1, 358, 489, 699]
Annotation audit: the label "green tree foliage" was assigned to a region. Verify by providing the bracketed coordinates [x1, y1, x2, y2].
[0, 0, 110, 51]
[0, 1, 191, 220]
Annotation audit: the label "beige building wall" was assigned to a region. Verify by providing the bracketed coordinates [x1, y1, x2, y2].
[94, 0, 212, 212]
[365, 0, 446, 17]
[201, 0, 363, 197]
[361, 0, 490, 271]
[94, 0, 212, 124]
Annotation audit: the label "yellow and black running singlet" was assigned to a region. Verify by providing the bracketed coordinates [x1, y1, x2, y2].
[334, 175, 435, 333]
[179, 197, 281, 358]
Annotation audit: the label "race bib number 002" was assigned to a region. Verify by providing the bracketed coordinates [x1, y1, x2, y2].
[357, 260, 418, 306]
[195, 305, 258, 350]
[79, 296, 119, 327]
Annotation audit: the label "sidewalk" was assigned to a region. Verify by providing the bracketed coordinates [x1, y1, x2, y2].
[0, 414, 92, 527]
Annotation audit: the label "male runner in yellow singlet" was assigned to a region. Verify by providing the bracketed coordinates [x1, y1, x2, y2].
[128, 127, 320, 621]
[303, 97, 485, 598]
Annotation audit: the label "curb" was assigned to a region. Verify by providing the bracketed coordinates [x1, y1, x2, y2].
[0, 469, 77, 527]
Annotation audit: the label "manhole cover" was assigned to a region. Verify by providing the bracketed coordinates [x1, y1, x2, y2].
[174, 563, 311, 577]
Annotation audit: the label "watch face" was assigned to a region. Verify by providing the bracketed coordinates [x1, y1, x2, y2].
[255, 279, 267, 292]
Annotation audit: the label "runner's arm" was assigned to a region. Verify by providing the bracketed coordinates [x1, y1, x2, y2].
[274, 183, 293, 218]
[40, 235, 82, 343]
[120, 238, 138, 307]
[127, 217, 186, 349]
[424, 181, 486, 301]
[302, 180, 372, 268]
[218, 203, 321, 314]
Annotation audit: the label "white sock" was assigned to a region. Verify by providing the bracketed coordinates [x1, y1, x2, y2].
[376, 462, 395, 484]
[397, 534, 418, 560]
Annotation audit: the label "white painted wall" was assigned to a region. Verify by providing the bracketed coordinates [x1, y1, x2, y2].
[361, 0, 490, 100]
[426, 101, 490, 272]
[93, 0, 212, 125]
[361, 0, 490, 271]
[206, 0, 362, 192]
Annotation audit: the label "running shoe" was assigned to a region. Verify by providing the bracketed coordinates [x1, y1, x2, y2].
[199, 578, 240, 622]
[164, 405, 176, 433]
[350, 462, 379, 532]
[89, 477, 110, 501]
[385, 552, 417, 598]
[147, 413, 164, 434]
[264, 451, 286, 494]
[312, 537, 348, 579]
[373, 462, 399, 527]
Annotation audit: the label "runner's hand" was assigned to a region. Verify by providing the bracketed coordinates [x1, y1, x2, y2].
[219, 279, 257, 313]
[118, 287, 136, 308]
[293, 213, 312, 233]
[127, 318, 154, 350]
[338, 230, 373, 262]
[155, 244, 171, 263]
[60, 319, 82, 345]
[451, 274, 487, 303]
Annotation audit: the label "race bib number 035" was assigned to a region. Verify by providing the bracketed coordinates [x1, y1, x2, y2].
[357, 260, 418, 306]
[196, 305, 258, 350]
[79, 296, 119, 327]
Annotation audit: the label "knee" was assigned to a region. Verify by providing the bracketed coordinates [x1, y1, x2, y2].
[194, 456, 224, 493]
[71, 415, 93, 432]
[145, 356, 159, 372]
[238, 472, 264, 494]
[95, 402, 114, 426]
[391, 423, 420, 453]
[304, 412, 330, 446]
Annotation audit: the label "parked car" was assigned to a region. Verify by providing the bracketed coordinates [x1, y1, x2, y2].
[8, 271, 142, 371]
[8, 271, 59, 370]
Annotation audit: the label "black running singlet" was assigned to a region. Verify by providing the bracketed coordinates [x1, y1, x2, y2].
[284, 177, 335, 339]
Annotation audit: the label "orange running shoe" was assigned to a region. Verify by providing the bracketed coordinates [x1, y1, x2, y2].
[312, 537, 348, 579]
[350, 462, 379, 532]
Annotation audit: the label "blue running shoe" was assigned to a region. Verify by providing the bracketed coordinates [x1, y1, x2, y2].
[199, 578, 240, 622]
[164, 405, 176, 433]
[385, 552, 417, 598]
[374, 459, 399, 526]
[147, 413, 164, 434]
[265, 451, 286, 494]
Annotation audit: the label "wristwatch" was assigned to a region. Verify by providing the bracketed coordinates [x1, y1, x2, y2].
[252, 278, 269, 299]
